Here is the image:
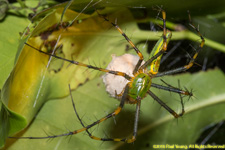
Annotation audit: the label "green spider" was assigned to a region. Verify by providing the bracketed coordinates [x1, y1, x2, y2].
[11, 9, 204, 143]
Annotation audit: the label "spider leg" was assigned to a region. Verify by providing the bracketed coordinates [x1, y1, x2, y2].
[25, 43, 132, 80]
[96, 11, 143, 74]
[151, 83, 192, 96]
[68, 84, 92, 138]
[147, 90, 185, 118]
[155, 13, 205, 77]
[70, 84, 140, 143]
[128, 97, 141, 143]
[9, 84, 138, 143]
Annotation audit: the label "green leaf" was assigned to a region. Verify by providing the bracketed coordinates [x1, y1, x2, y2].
[0, 4, 148, 148]
[116, 69, 225, 150]
[3, 69, 225, 150]
[0, 0, 8, 20]
[0, 7, 30, 88]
